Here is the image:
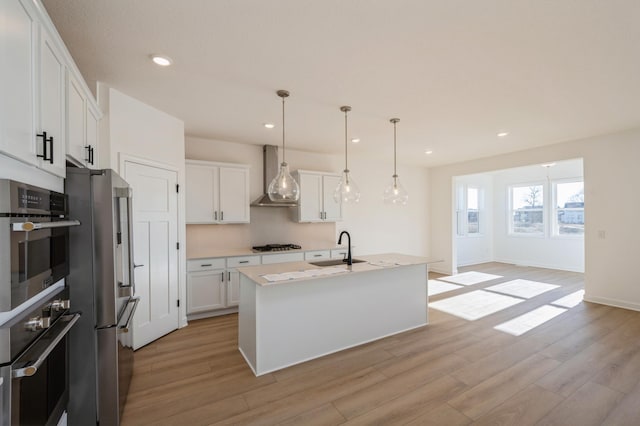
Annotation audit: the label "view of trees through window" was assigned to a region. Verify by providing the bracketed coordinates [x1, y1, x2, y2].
[511, 184, 544, 234]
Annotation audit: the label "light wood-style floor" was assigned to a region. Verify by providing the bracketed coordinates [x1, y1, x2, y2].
[121, 263, 640, 425]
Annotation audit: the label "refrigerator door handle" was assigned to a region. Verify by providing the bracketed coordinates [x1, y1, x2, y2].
[118, 296, 140, 333]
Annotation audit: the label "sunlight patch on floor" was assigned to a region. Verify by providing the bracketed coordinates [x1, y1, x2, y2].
[428, 280, 463, 296]
[494, 305, 567, 336]
[551, 289, 585, 308]
[438, 271, 503, 286]
[485, 279, 559, 299]
[429, 290, 524, 320]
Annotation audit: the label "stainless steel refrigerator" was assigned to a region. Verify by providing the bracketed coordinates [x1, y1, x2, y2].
[65, 168, 139, 425]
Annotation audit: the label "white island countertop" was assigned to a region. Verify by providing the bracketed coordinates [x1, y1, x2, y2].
[236, 253, 441, 286]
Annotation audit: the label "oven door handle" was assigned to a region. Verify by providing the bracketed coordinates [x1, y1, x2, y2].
[12, 313, 81, 378]
[12, 219, 81, 232]
[119, 296, 140, 333]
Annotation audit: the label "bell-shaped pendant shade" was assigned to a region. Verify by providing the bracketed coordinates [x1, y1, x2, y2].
[334, 169, 361, 203]
[268, 89, 300, 202]
[268, 161, 300, 202]
[383, 175, 408, 205]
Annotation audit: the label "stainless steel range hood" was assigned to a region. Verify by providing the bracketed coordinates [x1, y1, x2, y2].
[251, 145, 298, 207]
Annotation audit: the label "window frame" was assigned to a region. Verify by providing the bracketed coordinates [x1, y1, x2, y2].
[456, 183, 483, 238]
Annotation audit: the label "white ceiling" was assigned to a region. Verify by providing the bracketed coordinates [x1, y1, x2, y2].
[42, 0, 640, 167]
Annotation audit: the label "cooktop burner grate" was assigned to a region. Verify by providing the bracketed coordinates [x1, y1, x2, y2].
[252, 244, 301, 252]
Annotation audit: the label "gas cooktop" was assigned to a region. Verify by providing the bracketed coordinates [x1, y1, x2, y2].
[252, 244, 301, 252]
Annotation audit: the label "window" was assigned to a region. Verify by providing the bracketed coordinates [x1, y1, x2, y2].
[510, 184, 544, 235]
[554, 181, 584, 236]
[456, 184, 481, 236]
[467, 187, 480, 234]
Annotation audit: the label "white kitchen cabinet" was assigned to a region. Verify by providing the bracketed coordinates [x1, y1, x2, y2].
[185, 160, 250, 224]
[66, 72, 100, 168]
[304, 250, 330, 261]
[1, 0, 100, 178]
[0, 0, 38, 166]
[261, 252, 305, 264]
[293, 170, 342, 222]
[227, 270, 241, 307]
[187, 269, 226, 314]
[37, 26, 66, 177]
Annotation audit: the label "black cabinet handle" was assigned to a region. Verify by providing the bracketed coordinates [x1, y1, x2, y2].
[85, 145, 91, 162]
[89, 146, 94, 165]
[239, 260, 249, 264]
[36, 132, 53, 163]
[200, 263, 212, 267]
[48, 136, 54, 164]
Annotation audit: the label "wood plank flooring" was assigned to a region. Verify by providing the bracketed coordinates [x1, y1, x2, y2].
[121, 262, 640, 425]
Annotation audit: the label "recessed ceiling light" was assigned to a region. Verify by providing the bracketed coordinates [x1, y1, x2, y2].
[497, 132, 509, 137]
[425, 150, 433, 155]
[351, 138, 360, 143]
[150, 55, 172, 66]
[264, 123, 275, 129]
[541, 162, 556, 168]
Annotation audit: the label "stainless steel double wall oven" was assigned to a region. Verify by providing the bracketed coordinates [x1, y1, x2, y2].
[0, 180, 81, 425]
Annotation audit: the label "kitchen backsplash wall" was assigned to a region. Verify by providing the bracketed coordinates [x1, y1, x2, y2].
[186, 208, 336, 257]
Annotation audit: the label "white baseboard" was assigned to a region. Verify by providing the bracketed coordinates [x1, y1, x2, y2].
[186, 307, 238, 322]
[429, 265, 455, 275]
[584, 294, 640, 312]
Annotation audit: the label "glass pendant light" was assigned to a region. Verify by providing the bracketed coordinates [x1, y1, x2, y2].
[268, 90, 300, 202]
[383, 118, 409, 205]
[334, 106, 361, 203]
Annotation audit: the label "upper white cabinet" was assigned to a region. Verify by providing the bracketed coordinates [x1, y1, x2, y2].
[0, 0, 38, 167]
[37, 27, 66, 177]
[293, 170, 342, 222]
[67, 73, 100, 168]
[185, 160, 250, 224]
[0, 0, 101, 177]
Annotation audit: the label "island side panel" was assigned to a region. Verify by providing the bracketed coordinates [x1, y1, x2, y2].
[253, 264, 427, 375]
[238, 274, 258, 374]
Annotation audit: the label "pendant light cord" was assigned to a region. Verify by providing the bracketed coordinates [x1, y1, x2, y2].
[282, 95, 286, 163]
[344, 109, 348, 170]
[393, 121, 397, 177]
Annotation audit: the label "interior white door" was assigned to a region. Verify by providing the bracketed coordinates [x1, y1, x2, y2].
[124, 160, 179, 350]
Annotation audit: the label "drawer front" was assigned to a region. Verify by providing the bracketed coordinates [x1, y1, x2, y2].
[331, 248, 349, 260]
[187, 258, 226, 272]
[227, 255, 261, 268]
[304, 250, 331, 261]
[261, 252, 305, 264]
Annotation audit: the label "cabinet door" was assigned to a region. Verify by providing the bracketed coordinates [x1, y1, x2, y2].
[185, 165, 218, 223]
[187, 270, 226, 314]
[66, 74, 86, 165]
[0, 0, 37, 165]
[86, 106, 99, 169]
[322, 175, 342, 221]
[227, 270, 240, 307]
[298, 173, 323, 222]
[219, 167, 249, 223]
[38, 29, 66, 177]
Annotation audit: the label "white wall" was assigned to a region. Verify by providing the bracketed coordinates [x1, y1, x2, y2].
[491, 160, 584, 272]
[430, 127, 640, 311]
[185, 137, 430, 258]
[98, 85, 188, 326]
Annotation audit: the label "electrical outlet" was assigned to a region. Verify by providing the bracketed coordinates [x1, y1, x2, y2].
[598, 230, 606, 239]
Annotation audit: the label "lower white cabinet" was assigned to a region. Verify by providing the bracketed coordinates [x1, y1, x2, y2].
[227, 270, 241, 307]
[187, 269, 226, 314]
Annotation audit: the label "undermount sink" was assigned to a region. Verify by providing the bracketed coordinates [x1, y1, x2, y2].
[308, 259, 366, 267]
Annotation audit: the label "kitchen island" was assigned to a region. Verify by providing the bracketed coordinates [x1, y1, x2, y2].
[237, 253, 437, 376]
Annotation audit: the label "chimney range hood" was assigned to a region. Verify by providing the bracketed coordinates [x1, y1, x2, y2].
[251, 145, 298, 207]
